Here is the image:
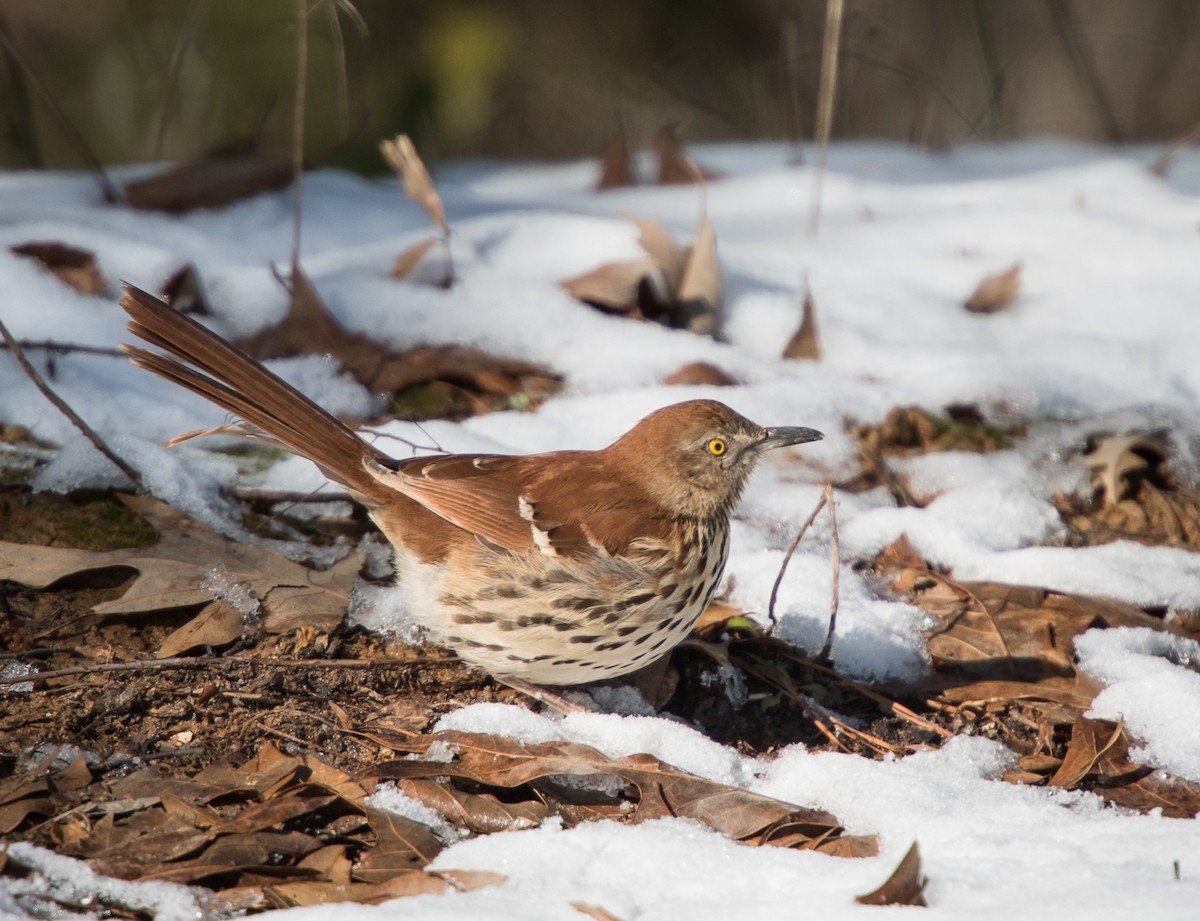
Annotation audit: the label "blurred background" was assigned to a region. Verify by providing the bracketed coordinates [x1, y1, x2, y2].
[1, 0, 1198, 174]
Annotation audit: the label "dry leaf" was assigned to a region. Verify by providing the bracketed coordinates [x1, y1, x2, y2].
[783, 285, 822, 360]
[631, 216, 688, 296]
[1057, 431, 1200, 550]
[376, 731, 860, 852]
[353, 807, 443, 881]
[1084, 433, 1168, 507]
[653, 124, 722, 185]
[1048, 716, 1200, 817]
[123, 156, 293, 213]
[10, 241, 107, 295]
[380, 135, 448, 234]
[235, 268, 559, 418]
[389, 237, 440, 281]
[161, 263, 211, 315]
[157, 601, 245, 658]
[0, 494, 363, 634]
[964, 262, 1022, 314]
[663, 362, 737, 387]
[572, 902, 626, 921]
[596, 135, 637, 190]
[561, 256, 658, 314]
[673, 214, 722, 335]
[855, 841, 927, 906]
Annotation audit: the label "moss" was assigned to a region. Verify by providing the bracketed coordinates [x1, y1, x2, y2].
[0, 488, 157, 550]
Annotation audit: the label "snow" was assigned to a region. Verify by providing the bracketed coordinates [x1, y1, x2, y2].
[2, 140, 1200, 917]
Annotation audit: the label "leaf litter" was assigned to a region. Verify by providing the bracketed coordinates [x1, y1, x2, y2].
[4, 396, 1200, 913]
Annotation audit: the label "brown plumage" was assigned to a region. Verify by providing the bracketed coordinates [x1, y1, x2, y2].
[120, 284, 822, 685]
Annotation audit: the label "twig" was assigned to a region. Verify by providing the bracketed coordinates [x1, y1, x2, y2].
[808, 0, 845, 236]
[752, 638, 953, 739]
[0, 653, 457, 687]
[817, 482, 840, 663]
[290, 0, 310, 273]
[767, 486, 829, 632]
[0, 316, 143, 488]
[0, 340, 125, 359]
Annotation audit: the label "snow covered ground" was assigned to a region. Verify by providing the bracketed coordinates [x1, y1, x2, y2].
[2, 141, 1200, 918]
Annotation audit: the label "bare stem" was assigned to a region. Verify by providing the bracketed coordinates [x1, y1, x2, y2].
[817, 482, 840, 663]
[291, 0, 310, 273]
[767, 487, 829, 632]
[0, 316, 143, 488]
[808, 0, 845, 237]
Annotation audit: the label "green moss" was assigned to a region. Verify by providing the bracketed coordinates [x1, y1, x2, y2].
[0, 488, 158, 550]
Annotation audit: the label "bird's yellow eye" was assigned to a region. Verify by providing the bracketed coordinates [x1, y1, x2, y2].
[707, 438, 727, 456]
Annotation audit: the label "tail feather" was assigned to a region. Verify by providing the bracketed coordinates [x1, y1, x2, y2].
[119, 283, 389, 500]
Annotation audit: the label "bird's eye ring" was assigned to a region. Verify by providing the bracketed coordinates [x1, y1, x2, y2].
[707, 438, 727, 456]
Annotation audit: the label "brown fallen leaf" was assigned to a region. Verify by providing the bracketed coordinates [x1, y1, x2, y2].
[1049, 715, 1126, 789]
[0, 494, 363, 634]
[380, 135, 448, 235]
[123, 156, 293, 213]
[375, 731, 862, 853]
[572, 902, 626, 921]
[782, 284, 822, 360]
[596, 134, 637, 190]
[654, 123, 723, 185]
[235, 267, 559, 418]
[1049, 716, 1200, 818]
[353, 807, 444, 881]
[10, 241, 107, 295]
[389, 237, 442, 282]
[964, 262, 1022, 314]
[156, 601, 245, 658]
[855, 841, 927, 906]
[560, 256, 659, 315]
[160, 263, 212, 315]
[674, 214, 722, 336]
[1055, 432, 1200, 551]
[663, 362, 737, 387]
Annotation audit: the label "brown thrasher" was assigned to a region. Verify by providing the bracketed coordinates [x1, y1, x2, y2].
[120, 284, 822, 685]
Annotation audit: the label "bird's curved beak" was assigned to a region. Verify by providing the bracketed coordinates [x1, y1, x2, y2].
[755, 426, 824, 451]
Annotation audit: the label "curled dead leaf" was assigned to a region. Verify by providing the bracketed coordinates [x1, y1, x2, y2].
[380, 135, 448, 234]
[157, 601, 245, 658]
[596, 134, 637, 190]
[11, 241, 107, 295]
[123, 156, 293, 213]
[783, 285, 822, 360]
[663, 362, 737, 387]
[964, 262, 1022, 314]
[855, 841, 927, 906]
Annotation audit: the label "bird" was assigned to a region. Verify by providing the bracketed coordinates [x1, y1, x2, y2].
[119, 283, 823, 686]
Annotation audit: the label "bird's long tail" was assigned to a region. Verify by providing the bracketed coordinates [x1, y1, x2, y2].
[120, 282, 390, 501]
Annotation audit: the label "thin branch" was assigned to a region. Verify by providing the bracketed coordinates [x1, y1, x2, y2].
[0, 340, 125, 359]
[808, 0, 845, 236]
[0, 653, 457, 688]
[767, 487, 829, 632]
[0, 315, 143, 488]
[291, 0, 310, 273]
[817, 482, 840, 663]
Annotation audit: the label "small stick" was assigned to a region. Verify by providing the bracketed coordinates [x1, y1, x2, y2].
[0, 653, 456, 687]
[767, 486, 829, 632]
[807, 0, 845, 236]
[817, 482, 840, 663]
[0, 316, 143, 488]
[0, 340, 125, 359]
